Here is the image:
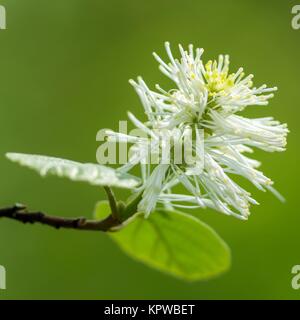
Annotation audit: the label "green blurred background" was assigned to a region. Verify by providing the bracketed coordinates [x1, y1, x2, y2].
[0, 0, 299, 299]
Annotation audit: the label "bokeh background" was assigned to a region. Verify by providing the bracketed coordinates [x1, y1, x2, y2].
[0, 0, 299, 299]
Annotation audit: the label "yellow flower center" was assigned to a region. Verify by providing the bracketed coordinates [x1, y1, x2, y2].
[204, 60, 237, 96]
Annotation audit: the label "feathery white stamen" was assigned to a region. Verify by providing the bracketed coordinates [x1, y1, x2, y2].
[108, 42, 288, 219]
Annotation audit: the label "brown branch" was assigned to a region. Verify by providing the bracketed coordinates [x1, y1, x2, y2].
[0, 204, 121, 232]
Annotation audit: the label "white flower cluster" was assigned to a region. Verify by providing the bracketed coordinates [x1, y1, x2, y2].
[108, 42, 288, 220]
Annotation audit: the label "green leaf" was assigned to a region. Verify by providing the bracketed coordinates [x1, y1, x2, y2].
[110, 208, 231, 281]
[6, 153, 140, 189]
[94, 200, 140, 230]
[94, 200, 111, 220]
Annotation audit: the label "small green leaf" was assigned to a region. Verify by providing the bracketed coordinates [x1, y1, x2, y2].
[94, 200, 111, 220]
[6, 153, 140, 189]
[94, 201, 140, 230]
[110, 209, 231, 281]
